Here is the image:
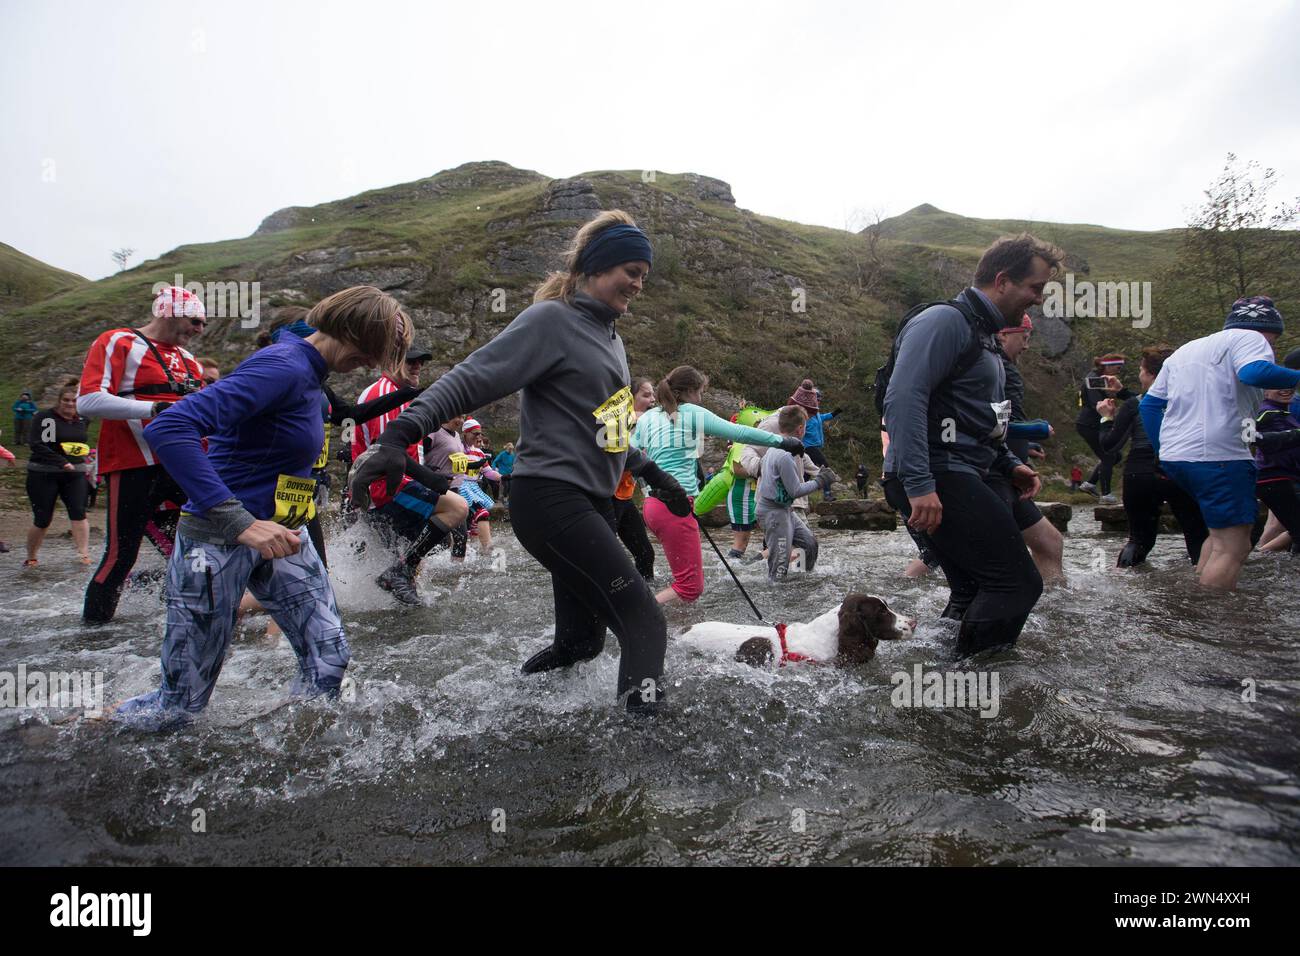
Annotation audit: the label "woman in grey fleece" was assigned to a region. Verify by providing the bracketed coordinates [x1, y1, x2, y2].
[757, 406, 835, 581]
[349, 212, 689, 713]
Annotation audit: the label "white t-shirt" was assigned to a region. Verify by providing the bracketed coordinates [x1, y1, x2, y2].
[1147, 329, 1274, 462]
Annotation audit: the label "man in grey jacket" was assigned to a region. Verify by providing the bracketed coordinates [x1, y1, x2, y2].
[882, 234, 1061, 657]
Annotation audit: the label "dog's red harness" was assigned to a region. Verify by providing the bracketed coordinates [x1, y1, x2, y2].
[775, 623, 815, 666]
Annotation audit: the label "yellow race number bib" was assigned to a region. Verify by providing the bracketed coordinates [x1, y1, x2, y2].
[312, 423, 331, 472]
[448, 452, 471, 475]
[273, 474, 317, 529]
[593, 386, 635, 454]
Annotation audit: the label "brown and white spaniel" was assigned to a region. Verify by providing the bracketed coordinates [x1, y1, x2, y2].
[678, 593, 915, 668]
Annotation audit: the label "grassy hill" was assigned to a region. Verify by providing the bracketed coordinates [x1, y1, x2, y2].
[0, 241, 87, 313]
[3, 163, 1298, 495]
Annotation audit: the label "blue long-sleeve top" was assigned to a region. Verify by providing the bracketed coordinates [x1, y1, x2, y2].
[143, 336, 327, 521]
[802, 411, 836, 448]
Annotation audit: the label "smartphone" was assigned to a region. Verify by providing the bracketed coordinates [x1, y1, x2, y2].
[1085, 375, 1109, 390]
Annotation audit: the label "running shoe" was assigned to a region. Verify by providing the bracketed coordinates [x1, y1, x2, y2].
[1099, 494, 1119, 505]
[22, 558, 38, 568]
[1079, 481, 1100, 497]
[377, 563, 421, 606]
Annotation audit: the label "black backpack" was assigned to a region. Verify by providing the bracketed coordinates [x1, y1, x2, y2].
[872, 299, 990, 419]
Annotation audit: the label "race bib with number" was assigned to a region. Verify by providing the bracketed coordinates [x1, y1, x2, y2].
[988, 400, 1012, 440]
[448, 452, 472, 475]
[59, 441, 91, 459]
[312, 424, 331, 472]
[593, 386, 634, 453]
[273, 474, 317, 529]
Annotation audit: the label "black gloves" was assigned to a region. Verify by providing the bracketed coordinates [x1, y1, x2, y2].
[640, 462, 692, 517]
[818, 468, 838, 491]
[779, 436, 805, 455]
[832, 408, 843, 417]
[1254, 428, 1300, 454]
[348, 441, 409, 509]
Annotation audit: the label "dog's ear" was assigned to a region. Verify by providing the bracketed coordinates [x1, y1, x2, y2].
[836, 594, 880, 665]
[736, 637, 776, 668]
[862, 596, 905, 641]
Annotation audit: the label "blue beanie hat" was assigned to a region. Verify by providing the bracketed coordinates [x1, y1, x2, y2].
[576, 224, 653, 276]
[1224, 296, 1284, 335]
[271, 319, 316, 343]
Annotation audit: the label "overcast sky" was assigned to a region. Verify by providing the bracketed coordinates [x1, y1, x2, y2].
[3, 0, 1298, 280]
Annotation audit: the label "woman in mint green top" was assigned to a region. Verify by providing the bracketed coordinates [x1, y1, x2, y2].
[631, 365, 799, 605]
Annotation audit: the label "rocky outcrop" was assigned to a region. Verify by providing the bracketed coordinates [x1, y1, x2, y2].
[536, 178, 602, 221]
[680, 173, 735, 205]
[812, 498, 898, 530]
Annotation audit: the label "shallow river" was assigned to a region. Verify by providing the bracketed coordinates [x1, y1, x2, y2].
[1, 511, 1297, 865]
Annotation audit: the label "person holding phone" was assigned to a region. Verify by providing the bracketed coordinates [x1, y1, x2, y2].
[1075, 353, 1131, 503]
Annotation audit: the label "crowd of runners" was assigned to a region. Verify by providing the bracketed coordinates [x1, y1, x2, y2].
[7, 213, 1299, 726]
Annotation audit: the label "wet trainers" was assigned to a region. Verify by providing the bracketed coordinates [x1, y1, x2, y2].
[1079, 481, 1100, 497]
[1099, 494, 1119, 505]
[377, 563, 421, 605]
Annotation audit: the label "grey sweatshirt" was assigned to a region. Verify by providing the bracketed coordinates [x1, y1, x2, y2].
[757, 447, 821, 508]
[380, 292, 648, 498]
[883, 287, 1022, 497]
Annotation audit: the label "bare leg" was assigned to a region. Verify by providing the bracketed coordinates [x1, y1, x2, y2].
[1257, 510, 1284, 549]
[1199, 525, 1252, 591]
[903, 558, 931, 578]
[655, 586, 682, 606]
[1022, 517, 1065, 587]
[731, 529, 751, 553]
[71, 518, 90, 563]
[477, 520, 493, 554]
[25, 525, 48, 563]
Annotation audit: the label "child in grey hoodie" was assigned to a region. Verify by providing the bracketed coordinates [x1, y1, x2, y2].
[756, 406, 835, 582]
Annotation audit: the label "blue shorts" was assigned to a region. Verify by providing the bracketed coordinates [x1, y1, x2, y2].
[1160, 460, 1258, 529]
[457, 480, 494, 521]
[376, 481, 442, 540]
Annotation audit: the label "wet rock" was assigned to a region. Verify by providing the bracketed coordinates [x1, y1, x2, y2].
[1037, 501, 1072, 533]
[697, 506, 732, 528]
[1093, 502, 1266, 535]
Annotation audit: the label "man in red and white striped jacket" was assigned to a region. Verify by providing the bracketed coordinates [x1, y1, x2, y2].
[78, 286, 206, 624]
[350, 347, 466, 605]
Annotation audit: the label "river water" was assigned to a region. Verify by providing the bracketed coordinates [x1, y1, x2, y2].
[1, 512, 1297, 866]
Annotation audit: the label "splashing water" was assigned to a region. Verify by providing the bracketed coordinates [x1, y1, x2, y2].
[1, 513, 1297, 865]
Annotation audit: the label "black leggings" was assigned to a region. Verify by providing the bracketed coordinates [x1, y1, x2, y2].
[509, 477, 667, 700]
[884, 472, 1043, 656]
[805, 446, 829, 468]
[612, 495, 655, 580]
[27, 470, 89, 527]
[1076, 423, 1121, 495]
[1118, 471, 1208, 567]
[1258, 479, 1300, 554]
[84, 465, 186, 624]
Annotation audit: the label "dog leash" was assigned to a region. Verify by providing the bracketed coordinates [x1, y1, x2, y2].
[697, 517, 813, 666]
[696, 517, 772, 625]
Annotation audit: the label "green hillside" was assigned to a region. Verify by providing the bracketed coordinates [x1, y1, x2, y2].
[0, 241, 87, 312]
[3, 163, 1297, 493]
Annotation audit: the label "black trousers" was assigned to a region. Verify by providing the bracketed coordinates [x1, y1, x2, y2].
[612, 495, 655, 580]
[1076, 423, 1121, 495]
[1258, 479, 1300, 554]
[84, 465, 186, 623]
[884, 471, 1043, 656]
[1118, 470, 1208, 566]
[509, 477, 667, 700]
[27, 470, 90, 527]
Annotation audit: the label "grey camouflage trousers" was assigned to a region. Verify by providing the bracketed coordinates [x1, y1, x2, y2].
[114, 530, 349, 729]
